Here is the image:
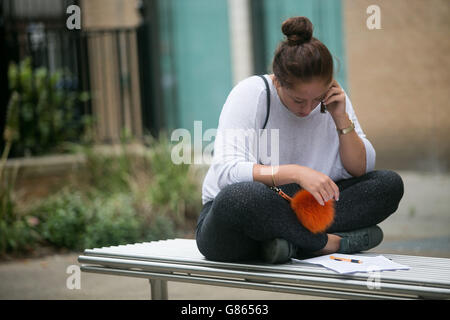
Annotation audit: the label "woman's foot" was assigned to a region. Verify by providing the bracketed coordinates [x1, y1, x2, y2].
[313, 234, 342, 255]
[261, 238, 295, 264]
[334, 225, 384, 254]
[261, 225, 383, 263]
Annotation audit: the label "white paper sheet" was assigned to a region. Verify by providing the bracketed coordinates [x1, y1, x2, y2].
[291, 254, 410, 274]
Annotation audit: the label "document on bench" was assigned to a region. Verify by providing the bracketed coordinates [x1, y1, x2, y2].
[291, 254, 410, 274]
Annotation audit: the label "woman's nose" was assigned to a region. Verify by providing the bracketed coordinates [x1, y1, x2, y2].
[302, 102, 316, 112]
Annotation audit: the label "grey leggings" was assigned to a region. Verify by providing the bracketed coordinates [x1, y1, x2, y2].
[195, 170, 404, 262]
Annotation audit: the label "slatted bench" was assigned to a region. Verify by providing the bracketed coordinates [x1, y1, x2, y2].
[77, 238, 450, 300]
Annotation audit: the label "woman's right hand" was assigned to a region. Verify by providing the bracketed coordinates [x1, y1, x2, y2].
[295, 166, 340, 206]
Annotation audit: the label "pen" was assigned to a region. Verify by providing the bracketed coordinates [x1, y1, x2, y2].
[330, 256, 362, 264]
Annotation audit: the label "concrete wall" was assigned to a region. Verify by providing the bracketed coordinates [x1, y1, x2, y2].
[81, 0, 141, 29]
[228, 0, 254, 84]
[80, 0, 143, 143]
[343, 0, 450, 172]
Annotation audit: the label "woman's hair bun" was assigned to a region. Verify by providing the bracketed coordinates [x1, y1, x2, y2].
[281, 16, 313, 46]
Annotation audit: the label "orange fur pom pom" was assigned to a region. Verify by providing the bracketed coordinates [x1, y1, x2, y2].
[290, 190, 335, 234]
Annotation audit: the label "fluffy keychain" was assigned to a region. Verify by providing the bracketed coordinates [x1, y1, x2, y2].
[270, 186, 335, 234]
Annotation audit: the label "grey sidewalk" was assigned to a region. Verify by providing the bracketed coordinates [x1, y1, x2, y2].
[374, 170, 450, 258]
[0, 170, 449, 299]
[0, 252, 327, 300]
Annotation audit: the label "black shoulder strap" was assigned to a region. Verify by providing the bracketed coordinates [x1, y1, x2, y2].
[257, 75, 270, 130]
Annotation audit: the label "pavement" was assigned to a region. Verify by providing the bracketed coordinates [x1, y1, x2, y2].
[373, 170, 450, 258]
[0, 170, 449, 300]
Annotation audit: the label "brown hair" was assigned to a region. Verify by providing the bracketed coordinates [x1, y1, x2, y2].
[272, 16, 334, 88]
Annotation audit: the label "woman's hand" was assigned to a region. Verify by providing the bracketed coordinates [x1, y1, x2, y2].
[295, 166, 340, 206]
[322, 79, 346, 119]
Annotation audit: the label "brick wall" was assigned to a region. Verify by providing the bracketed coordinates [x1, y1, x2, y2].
[343, 0, 450, 172]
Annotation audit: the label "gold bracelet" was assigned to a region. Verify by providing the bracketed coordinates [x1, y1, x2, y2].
[271, 166, 277, 186]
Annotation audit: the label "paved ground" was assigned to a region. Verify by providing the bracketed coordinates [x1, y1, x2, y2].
[0, 253, 329, 300]
[0, 170, 449, 300]
[374, 170, 450, 258]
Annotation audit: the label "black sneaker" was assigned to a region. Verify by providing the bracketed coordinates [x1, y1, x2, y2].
[261, 238, 294, 264]
[334, 226, 384, 254]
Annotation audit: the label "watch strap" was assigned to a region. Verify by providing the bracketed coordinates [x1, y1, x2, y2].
[337, 119, 355, 135]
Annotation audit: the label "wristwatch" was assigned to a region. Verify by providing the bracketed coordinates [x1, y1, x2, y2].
[336, 118, 355, 135]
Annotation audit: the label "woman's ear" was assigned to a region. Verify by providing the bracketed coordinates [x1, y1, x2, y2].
[271, 75, 281, 89]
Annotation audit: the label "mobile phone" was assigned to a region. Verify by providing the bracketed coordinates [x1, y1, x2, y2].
[320, 101, 327, 113]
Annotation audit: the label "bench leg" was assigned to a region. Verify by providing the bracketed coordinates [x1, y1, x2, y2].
[149, 279, 168, 300]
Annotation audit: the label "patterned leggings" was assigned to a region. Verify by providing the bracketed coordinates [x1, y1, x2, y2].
[195, 170, 404, 262]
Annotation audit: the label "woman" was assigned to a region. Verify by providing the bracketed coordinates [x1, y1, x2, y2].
[196, 16, 404, 264]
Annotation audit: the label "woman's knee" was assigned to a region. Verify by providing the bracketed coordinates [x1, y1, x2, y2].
[378, 170, 404, 198]
[371, 170, 404, 211]
[196, 224, 260, 262]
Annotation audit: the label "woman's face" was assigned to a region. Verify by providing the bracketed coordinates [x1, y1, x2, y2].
[273, 76, 332, 118]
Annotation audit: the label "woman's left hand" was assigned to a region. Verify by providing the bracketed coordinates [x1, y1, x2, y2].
[322, 79, 346, 119]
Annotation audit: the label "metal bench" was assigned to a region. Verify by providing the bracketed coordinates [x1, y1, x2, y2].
[78, 238, 450, 300]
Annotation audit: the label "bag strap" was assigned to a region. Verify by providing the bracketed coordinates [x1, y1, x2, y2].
[257, 75, 270, 130]
[257, 75, 271, 165]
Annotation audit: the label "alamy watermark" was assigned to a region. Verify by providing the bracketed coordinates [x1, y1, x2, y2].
[170, 121, 280, 175]
[66, 265, 81, 290]
[366, 5, 381, 30]
[66, 5, 81, 30]
[366, 266, 381, 290]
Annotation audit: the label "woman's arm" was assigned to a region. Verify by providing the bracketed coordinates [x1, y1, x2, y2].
[253, 164, 299, 186]
[212, 77, 266, 190]
[253, 164, 340, 205]
[333, 113, 366, 177]
[322, 80, 371, 178]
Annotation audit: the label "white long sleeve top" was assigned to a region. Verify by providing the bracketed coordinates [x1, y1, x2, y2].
[201, 74, 376, 205]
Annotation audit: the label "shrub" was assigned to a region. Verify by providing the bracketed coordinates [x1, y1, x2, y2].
[145, 214, 176, 241]
[145, 133, 202, 226]
[33, 190, 92, 250]
[80, 145, 133, 195]
[7, 57, 91, 157]
[0, 99, 39, 255]
[0, 213, 39, 255]
[83, 193, 142, 249]
[1, 130, 200, 256]
[30, 189, 176, 251]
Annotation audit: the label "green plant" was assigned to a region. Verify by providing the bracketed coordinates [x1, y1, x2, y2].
[70, 132, 202, 226]
[145, 133, 202, 226]
[7, 57, 91, 157]
[30, 189, 176, 251]
[80, 145, 133, 195]
[0, 162, 39, 255]
[1, 57, 205, 256]
[144, 214, 176, 241]
[83, 193, 143, 249]
[32, 190, 92, 250]
[0, 129, 202, 255]
[0, 79, 39, 255]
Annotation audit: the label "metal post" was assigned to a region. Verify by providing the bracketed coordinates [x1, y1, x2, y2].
[149, 279, 168, 300]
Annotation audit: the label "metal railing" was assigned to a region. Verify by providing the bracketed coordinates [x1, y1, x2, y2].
[2, 0, 145, 153]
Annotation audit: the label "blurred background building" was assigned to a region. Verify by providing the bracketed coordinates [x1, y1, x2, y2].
[1, 0, 449, 172]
